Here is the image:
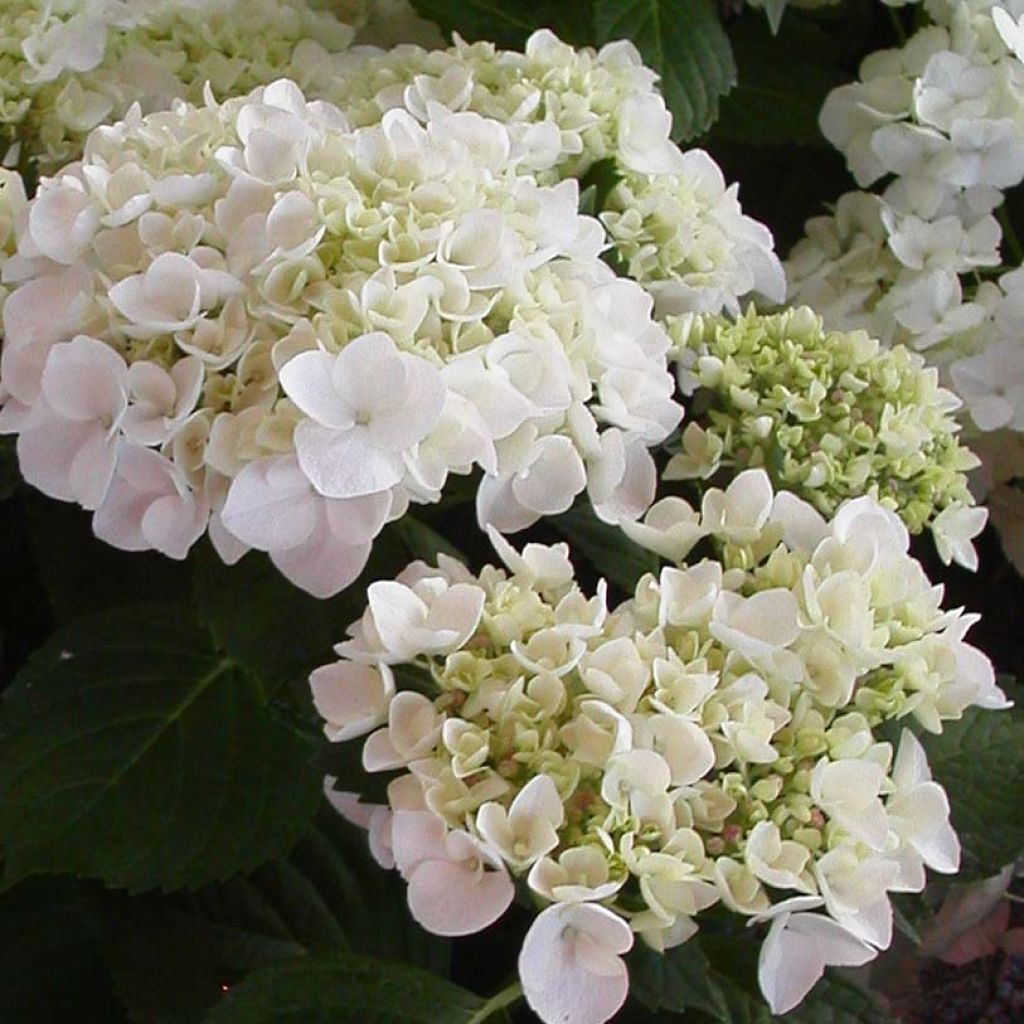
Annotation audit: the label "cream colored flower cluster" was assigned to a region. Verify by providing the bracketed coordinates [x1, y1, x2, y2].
[667, 305, 985, 567]
[300, 29, 785, 315]
[787, 1, 1024, 571]
[0, 79, 681, 595]
[0, 0, 369, 173]
[315, 469, 1007, 1023]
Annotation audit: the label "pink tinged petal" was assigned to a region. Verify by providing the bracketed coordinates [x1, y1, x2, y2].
[66, 427, 118, 510]
[40, 336, 127, 422]
[17, 415, 102, 504]
[28, 184, 96, 263]
[171, 356, 204, 417]
[279, 350, 353, 429]
[271, 524, 372, 599]
[424, 584, 486, 645]
[367, 807, 395, 870]
[362, 727, 404, 772]
[294, 420, 405, 499]
[368, 581, 428, 651]
[220, 456, 319, 552]
[476, 473, 539, 533]
[322, 489, 391, 546]
[391, 810, 448, 878]
[127, 359, 176, 411]
[519, 904, 633, 1024]
[323, 782, 377, 829]
[141, 491, 207, 560]
[310, 661, 394, 742]
[92, 445, 169, 552]
[406, 857, 514, 937]
[2, 269, 92, 403]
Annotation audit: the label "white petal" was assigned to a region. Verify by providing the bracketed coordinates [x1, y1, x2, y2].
[279, 350, 352, 430]
[520, 904, 633, 1024]
[407, 857, 514, 936]
[220, 456, 319, 552]
[294, 421, 404, 499]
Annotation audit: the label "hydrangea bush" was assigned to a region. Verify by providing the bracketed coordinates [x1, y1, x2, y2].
[0, 3, 1021, 1024]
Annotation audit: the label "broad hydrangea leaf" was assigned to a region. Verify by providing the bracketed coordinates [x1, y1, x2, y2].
[551, 504, 660, 594]
[0, 605, 321, 892]
[205, 952, 483, 1024]
[594, 0, 737, 140]
[924, 702, 1024, 878]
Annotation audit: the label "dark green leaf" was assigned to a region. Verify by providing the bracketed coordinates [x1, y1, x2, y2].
[594, 0, 736, 140]
[0, 877, 126, 1023]
[106, 805, 446, 1023]
[0, 435, 19, 503]
[409, 0, 547, 47]
[632, 929, 892, 1024]
[392, 516, 466, 564]
[712, 14, 847, 147]
[192, 528, 408, 698]
[551, 504, 659, 595]
[205, 952, 483, 1024]
[0, 604, 321, 891]
[24, 492, 191, 622]
[924, 703, 1024, 878]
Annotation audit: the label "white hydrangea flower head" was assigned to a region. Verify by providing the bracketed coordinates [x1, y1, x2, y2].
[0, 0, 379, 173]
[315, 470, 1008, 1023]
[299, 28, 784, 316]
[0, 78, 685, 595]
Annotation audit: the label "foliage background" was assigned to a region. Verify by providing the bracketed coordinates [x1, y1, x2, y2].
[1, 1, 1023, 1021]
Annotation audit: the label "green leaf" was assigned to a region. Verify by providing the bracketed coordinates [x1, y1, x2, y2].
[191, 529, 408, 698]
[629, 941, 731, 1019]
[631, 930, 892, 1024]
[712, 14, 846, 147]
[924, 704, 1024, 877]
[0, 877, 126, 1023]
[392, 516, 466, 564]
[106, 806, 446, 1023]
[409, 0, 595, 48]
[0, 435, 19, 503]
[24, 492, 191, 622]
[551, 504, 659, 595]
[408, 0, 546, 47]
[0, 604, 322, 892]
[594, 0, 736, 140]
[205, 952, 483, 1024]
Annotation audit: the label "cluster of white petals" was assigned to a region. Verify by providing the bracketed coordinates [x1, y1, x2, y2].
[298, 29, 785, 315]
[315, 469, 1008, 1022]
[0, 0, 412, 173]
[788, 0, 1024, 570]
[0, 78, 684, 595]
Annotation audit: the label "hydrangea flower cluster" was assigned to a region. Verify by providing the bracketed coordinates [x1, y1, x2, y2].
[667, 305, 985, 567]
[0, 78, 685, 596]
[0, 0, 386, 173]
[787, 0, 1024, 569]
[300, 29, 786, 315]
[314, 469, 1008, 1023]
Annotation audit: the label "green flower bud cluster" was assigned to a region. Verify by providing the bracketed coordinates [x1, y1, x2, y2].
[667, 306, 980, 536]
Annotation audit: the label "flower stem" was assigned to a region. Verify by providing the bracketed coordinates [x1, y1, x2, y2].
[467, 981, 524, 1024]
[887, 6, 907, 44]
